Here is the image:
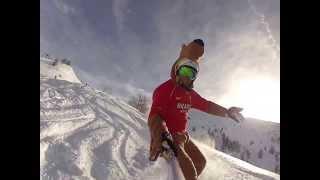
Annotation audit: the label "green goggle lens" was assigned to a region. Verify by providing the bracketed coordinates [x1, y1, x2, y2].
[178, 66, 197, 80]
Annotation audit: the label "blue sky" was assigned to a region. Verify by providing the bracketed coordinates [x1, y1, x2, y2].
[40, 0, 280, 122]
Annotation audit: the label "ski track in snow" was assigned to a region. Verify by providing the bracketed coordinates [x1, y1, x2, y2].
[40, 76, 150, 180]
[40, 59, 279, 180]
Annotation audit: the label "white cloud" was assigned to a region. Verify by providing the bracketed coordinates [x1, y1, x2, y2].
[247, 0, 279, 62]
[112, 0, 129, 32]
[53, 0, 76, 15]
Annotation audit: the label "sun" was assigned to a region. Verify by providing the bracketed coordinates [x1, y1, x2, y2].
[220, 77, 280, 123]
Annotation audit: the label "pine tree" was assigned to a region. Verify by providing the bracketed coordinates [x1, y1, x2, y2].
[258, 149, 263, 159]
[128, 94, 149, 114]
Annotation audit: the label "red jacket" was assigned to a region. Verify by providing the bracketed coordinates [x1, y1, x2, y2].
[148, 79, 210, 134]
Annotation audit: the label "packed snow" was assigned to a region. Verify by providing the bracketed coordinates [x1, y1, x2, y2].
[40, 58, 280, 180]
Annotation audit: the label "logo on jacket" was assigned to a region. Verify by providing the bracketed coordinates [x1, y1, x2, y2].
[177, 103, 191, 112]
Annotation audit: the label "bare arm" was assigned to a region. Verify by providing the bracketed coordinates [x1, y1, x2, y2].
[207, 101, 228, 117]
[207, 101, 244, 122]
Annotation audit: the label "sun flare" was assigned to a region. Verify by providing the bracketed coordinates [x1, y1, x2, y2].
[220, 77, 280, 123]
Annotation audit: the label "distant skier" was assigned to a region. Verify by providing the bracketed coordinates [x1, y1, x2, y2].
[148, 39, 244, 180]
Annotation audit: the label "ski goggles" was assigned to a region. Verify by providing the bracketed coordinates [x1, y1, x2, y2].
[177, 66, 197, 80]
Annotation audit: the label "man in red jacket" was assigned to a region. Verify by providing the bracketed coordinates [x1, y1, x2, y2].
[148, 39, 244, 180]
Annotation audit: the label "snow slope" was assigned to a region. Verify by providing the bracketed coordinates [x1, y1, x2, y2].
[188, 110, 280, 174]
[40, 57, 280, 180]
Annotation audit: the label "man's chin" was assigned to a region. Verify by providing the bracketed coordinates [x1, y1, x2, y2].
[180, 83, 193, 91]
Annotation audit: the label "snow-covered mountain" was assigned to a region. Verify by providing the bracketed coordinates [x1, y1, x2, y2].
[40, 57, 81, 84]
[187, 110, 280, 174]
[40, 57, 280, 180]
